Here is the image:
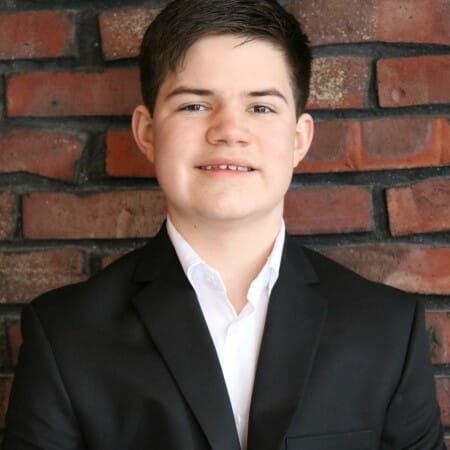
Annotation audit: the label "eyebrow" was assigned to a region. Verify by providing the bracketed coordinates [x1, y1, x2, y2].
[247, 89, 288, 104]
[166, 87, 214, 99]
[166, 86, 288, 104]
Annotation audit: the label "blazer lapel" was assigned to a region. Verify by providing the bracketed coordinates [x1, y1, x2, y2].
[132, 228, 241, 450]
[247, 236, 328, 450]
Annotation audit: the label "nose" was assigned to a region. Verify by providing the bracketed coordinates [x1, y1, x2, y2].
[206, 107, 250, 146]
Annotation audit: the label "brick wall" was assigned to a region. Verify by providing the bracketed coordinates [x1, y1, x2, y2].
[0, 0, 449, 443]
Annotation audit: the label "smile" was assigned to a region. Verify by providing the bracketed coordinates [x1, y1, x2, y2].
[199, 164, 254, 172]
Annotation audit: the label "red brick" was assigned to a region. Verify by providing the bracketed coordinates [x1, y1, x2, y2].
[0, 129, 84, 180]
[436, 377, 450, 427]
[387, 179, 450, 236]
[426, 312, 450, 365]
[0, 376, 13, 428]
[0, 249, 86, 303]
[307, 57, 369, 110]
[0, 192, 17, 240]
[375, 0, 450, 45]
[296, 117, 450, 173]
[106, 129, 155, 178]
[23, 191, 166, 239]
[0, 11, 75, 60]
[284, 186, 373, 235]
[288, 0, 450, 46]
[378, 56, 450, 107]
[6, 321, 21, 367]
[99, 8, 158, 60]
[7, 69, 141, 117]
[323, 244, 450, 296]
[102, 252, 126, 268]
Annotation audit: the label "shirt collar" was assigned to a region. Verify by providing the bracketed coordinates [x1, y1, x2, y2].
[166, 217, 285, 302]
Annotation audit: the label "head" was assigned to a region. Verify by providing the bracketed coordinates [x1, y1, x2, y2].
[133, 0, 314, 234]
[139, 0, 312, 118]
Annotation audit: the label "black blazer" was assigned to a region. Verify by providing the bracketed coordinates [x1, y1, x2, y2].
[3, 227, 445, 450]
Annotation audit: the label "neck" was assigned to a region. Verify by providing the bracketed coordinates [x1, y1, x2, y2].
[168, 212, 283, 313]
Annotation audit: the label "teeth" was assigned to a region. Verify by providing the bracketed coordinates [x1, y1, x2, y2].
[201, 164, 252, 172]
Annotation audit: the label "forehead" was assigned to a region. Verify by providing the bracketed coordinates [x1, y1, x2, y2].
[165, 34, 293, 89]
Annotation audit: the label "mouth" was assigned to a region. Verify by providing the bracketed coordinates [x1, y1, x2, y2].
[198, 164, 254, 172]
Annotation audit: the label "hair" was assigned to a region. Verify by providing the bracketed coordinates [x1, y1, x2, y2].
[139, 0, 312, 117]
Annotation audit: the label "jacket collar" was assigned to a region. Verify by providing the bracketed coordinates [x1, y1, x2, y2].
[132, 227, 327, 450]
[247, 234, 327, 450]
[132, 226, 241, 450]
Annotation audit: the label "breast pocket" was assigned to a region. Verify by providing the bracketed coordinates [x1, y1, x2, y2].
[286, 430, 374, 450]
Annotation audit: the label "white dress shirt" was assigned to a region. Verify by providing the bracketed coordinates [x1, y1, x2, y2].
[166, 218, 285, 449]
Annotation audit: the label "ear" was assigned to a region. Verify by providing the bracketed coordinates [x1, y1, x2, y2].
[132, 105, 155, 164]
[293, 113, 314, 168]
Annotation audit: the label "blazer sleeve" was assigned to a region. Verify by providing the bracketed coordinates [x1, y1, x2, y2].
[380, 299, 445, 450]
[3, 304, 85, 450]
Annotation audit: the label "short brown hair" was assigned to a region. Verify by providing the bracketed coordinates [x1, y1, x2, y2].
[139, 0, 312, 117]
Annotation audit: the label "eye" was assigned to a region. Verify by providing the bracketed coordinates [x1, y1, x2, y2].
[250, 105, 275, 114]
[179, 104, 207, 112]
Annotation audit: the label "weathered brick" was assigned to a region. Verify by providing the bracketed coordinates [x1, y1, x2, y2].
[387, 179, 450, 236]
[6, 320, 21, 367]
[287, 0, 376, 45]
[0, 129, 84, 180]
[106, 129, 155, 178]
[296, 117, 450, 173]
[0, 192, 17, 240]
[99, 8, 158, 60]
[284, 186, 373, 235]
[378, 56, 450, 107]
[308, 57, 369, 110]
[426, 312, 450, 365]
[23, 191, 166, 239]
[0, 376, 12, 428]
[436, 377, 450, 427]
[288, 0, 450, 45]
[323, 244, 450, 296]
[7, 69, 141, 117]
[0, 249, 86, 303]
[0, 11, 76, 60]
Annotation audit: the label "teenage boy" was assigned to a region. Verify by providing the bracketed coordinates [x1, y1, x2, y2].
[3, 0, 445, 449]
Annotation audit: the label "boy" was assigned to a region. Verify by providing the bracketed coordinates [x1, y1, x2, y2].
[3, 0, 445, 449]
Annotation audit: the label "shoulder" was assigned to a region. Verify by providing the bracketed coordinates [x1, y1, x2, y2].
[28, 226, 175, 329]
[285, 236, 419, 321]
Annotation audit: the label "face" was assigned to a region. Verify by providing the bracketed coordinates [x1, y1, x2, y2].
[133, 35, 313, 229]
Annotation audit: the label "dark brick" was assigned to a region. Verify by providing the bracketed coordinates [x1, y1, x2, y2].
[0, 11, 76, 60]
[0, 192, 16, 240]
[0, 249, 86, 303]
[288, 0, 450, 46]
[378, 56, 450, 107]
[323, 244, 450, 295]
[284, 186, 373, 234]
[99, 8, 158, 60]
[106, 129, 155, 178]
[436, 377, 450, 427]
[387, 179, 450, 236]
[0, 129, 84, 180]
[7, 69, 141, 117]
[426, 312, 450, 365]
[23, 191, 166, 239]
[297, 117, 450, 173]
